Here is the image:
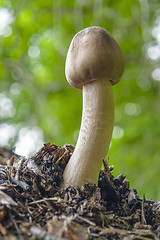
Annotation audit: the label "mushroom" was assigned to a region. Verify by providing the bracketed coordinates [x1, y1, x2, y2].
[62, 26, 125, 187]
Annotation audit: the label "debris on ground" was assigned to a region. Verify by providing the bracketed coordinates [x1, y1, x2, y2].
[0, 143, 159, 239]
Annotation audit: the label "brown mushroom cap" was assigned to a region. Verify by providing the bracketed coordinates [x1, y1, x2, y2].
[65, 26, 125, 89]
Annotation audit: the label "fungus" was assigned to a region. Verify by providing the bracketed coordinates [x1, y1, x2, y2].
[62, 26, 125, 187]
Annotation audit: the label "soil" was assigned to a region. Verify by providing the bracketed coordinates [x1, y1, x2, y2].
[0, 143, 159, 240]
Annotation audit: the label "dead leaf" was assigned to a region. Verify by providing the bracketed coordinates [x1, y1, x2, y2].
[0, 190, 17, 206]
[0, 223, 7, 236]
[68, 221, 88, 240]
[47, 216, 65, 237]
[0, 206, 5, 222]
[47, 216, 88, 240]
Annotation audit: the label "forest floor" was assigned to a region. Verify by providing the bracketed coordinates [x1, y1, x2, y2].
[0, 143, 159, 240]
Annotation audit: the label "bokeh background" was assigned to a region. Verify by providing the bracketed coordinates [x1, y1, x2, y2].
[0, 0, 160, 200]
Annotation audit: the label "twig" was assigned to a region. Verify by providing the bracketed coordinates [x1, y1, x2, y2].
[11, 176, 29, 190]
[9, 212, 23, 239]
[138, 197, 157, 204]
[77, 215, 96, 226]
[55, 150, 69, 165]
[141, 194, 147, 225]
[29, 197, 65, 205]
[15, 157, 25, 181]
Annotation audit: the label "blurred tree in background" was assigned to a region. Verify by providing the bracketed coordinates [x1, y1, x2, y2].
[0, 0, 160, 200]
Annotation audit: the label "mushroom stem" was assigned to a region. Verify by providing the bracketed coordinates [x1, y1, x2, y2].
[62, 79, 114, 187]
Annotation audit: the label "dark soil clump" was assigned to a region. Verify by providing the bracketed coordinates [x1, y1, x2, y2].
[0, 143, 159, 239]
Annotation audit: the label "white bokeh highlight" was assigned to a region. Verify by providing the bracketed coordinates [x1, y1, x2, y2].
[15, 126, 44, 157]
[0, 8, 13, 37]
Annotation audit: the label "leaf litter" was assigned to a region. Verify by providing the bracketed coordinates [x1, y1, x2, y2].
[0, 142, 159, 240]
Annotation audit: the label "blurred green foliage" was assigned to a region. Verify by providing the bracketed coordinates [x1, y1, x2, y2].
[0, 0, 160, 200]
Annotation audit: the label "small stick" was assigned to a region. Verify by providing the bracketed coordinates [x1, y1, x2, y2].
[15, 157, 25, 181]
[77, 215, 96, 226]
[141, 194, 147, 225]
[55, 150, 69, 165]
